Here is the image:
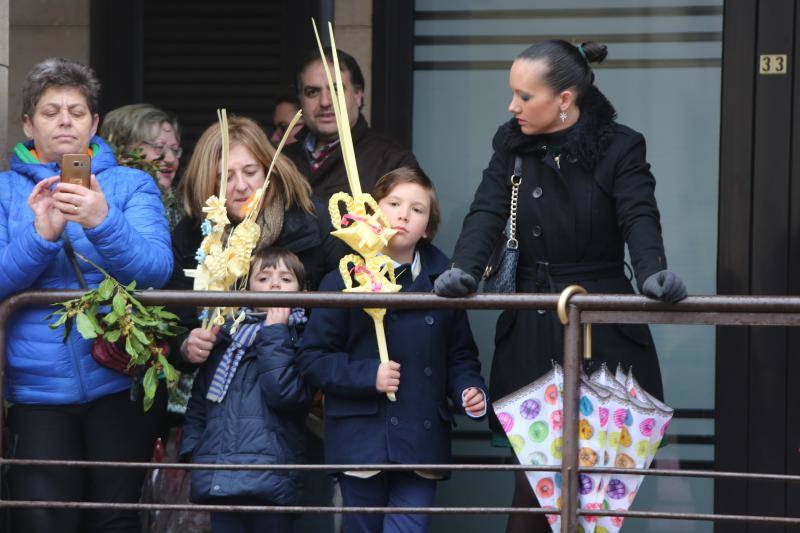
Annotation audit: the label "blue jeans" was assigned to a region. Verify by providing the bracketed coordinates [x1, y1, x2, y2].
[337, 472, 437, 533]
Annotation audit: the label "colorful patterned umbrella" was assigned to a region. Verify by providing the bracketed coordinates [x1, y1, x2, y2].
[493, 363, 674, 532]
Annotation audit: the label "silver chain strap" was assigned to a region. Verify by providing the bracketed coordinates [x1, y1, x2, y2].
[507, 174, 521, 249]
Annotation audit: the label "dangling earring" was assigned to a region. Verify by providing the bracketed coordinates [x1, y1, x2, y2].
[559, 110, 567, 123]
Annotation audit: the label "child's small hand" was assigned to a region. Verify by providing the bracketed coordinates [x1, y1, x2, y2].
[462, 387, 486, 417]
[181, 326, 220, 364]
[265, 307, 291, 326]
[375, 361, 401, 394]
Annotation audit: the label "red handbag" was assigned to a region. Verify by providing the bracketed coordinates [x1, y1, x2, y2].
[91, 338, 169, 376]
[91, 338, 136, 375]
[62, 235, 171, 377]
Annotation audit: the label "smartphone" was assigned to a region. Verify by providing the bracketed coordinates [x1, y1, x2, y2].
[61, 154, 91, 187]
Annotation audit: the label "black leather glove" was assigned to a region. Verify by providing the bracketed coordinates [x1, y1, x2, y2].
[642, 269, 688, 303]
[434, 268, 478, 298]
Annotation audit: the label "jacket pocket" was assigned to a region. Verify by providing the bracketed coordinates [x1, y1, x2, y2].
[438, 404, 456, 427]
[326, 396, 379, 418]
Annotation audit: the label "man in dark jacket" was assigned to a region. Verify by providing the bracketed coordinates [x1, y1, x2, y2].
[283, 47, 419, 199]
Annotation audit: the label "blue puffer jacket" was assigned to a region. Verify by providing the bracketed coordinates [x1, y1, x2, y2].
[180, 322, 311, 505]
[0, 136, 173, 405]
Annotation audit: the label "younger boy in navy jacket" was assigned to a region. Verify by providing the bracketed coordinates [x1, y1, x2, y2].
[298, 168, 488, 533]
[180, 247, 311, 533]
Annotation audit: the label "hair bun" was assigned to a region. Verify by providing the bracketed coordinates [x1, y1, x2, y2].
[580, 41, 608, 64]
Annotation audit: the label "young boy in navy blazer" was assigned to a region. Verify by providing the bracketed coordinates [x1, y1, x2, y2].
[298, 167, 488, 533]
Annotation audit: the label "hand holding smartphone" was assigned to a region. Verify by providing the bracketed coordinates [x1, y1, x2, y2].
[60, 154, 91, 188]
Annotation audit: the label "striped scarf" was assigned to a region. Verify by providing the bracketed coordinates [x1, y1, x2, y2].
[206, 310, 264, 403]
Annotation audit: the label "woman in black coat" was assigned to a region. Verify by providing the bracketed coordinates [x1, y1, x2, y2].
[434, 40, 687, 532]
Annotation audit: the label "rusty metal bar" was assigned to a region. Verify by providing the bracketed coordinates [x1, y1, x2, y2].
[580, 466, 800, 482]
[571, 293, 800, 313]
[6, 290, 800, 314]
[577, 509, 800, 524]
[560, 303, 582, 532]
[0, 459, 558, 472]
[0, 289, 562, 313]
[581, 310, 800, 326]
[0, 500, 549, 514]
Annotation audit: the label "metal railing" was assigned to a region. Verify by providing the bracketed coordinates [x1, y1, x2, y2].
[1, 289, 800, 530]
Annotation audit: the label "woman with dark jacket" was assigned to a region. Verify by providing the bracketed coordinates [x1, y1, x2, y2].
[434, 40, 687, 532]
[168, 115, 346, 352]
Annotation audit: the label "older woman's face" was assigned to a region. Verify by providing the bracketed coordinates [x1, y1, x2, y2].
[22, 86, 99, 164]
[507, 59, 570, 136]
[139, 121, 181, 189]
[222, 143, 266, 222]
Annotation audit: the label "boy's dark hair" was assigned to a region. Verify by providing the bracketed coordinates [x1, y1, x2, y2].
[372, 166, 440, 242]
[250, 246, 306, 289]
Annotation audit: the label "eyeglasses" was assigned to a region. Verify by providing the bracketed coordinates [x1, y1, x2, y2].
[142, 141, 183, 159]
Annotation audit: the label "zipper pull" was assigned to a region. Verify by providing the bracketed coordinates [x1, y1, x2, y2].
[554, 154, 561, 169]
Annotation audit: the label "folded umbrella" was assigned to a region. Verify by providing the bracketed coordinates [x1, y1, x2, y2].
[494, 363, 674, 533]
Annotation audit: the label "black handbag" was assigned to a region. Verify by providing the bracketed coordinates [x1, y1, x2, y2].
[483, 156, 522, 293]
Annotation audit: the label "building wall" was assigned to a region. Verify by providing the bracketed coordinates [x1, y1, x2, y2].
[0, 0, 8, 169]
[334, 0, 372, 122]
[2, 0, 373, 165]
[6, 0, 90, 167]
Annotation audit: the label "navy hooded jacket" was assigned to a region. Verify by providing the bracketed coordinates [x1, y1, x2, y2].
[181, 322, 312, 504]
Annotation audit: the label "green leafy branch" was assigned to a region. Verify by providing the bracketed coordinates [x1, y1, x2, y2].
[109, 141, 182, 231]
[109, 140, 163, 183]
[47, 253, 186, 411]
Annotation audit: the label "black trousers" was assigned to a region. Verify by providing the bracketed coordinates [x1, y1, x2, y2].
[6, 384, 166, 533]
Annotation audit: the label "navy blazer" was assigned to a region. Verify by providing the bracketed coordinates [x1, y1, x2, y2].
[297, 243, 487, 466]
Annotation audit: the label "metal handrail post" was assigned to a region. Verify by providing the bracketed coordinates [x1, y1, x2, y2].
[561, 303, 582, 531]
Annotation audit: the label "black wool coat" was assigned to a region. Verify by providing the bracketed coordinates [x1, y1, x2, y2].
[451, 87, 667, 434]
[283, 114, 420, 200]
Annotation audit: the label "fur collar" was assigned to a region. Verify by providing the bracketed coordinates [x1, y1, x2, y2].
[501, 86, 617, 169]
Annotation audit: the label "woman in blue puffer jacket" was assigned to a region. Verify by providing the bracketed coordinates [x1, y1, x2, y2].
[1, 58, 173, 533]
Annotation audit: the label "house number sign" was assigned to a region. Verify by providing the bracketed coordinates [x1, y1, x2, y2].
[759, 54, 788, 75]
